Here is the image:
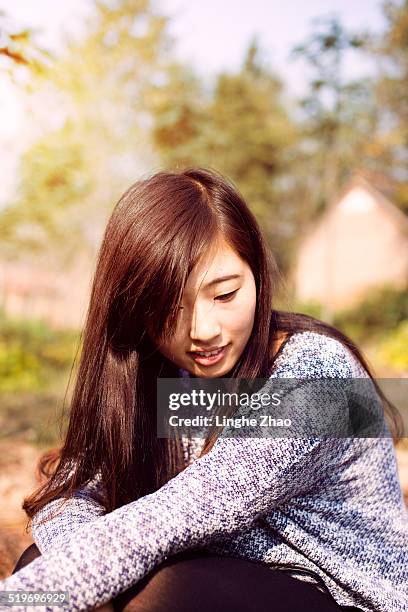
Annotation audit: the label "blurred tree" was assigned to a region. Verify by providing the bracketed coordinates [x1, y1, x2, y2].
[375, 0, 408, 211]
[291, 16, 378, 213]
[145, 60, 208, 166]
[0, 0, 174, 262]
[0, 123, 92, 261]
[208, 42, 299, 272]
[149, 37, 298, 273]
[52, 0, 172, 152]
[0, 9, 51, 82]
[290, 16, 395, 321]
[292, 11, 408, 217]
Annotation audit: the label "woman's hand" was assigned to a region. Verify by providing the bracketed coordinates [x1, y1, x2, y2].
[93, 602, 114, 611]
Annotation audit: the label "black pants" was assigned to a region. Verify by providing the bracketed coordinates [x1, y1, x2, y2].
[12, 543, 363, 611]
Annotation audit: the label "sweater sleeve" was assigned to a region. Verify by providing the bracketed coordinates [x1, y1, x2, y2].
[31, 473, 106, 554]
[0, 333, 370, 611]
[32, 435, 200, 554]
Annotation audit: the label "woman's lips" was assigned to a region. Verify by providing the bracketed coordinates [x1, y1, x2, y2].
[189, 344, 230, 366]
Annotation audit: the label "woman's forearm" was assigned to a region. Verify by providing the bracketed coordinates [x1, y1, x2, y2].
[0, 432, 344, 610]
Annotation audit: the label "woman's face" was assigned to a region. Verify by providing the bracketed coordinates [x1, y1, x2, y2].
[156, 238, 257, 377]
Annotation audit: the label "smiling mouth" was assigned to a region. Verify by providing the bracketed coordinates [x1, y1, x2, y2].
[188, 344, 230, 365]
[189, 344, 227, 356]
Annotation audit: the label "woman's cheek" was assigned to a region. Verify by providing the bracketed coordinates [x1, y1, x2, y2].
[225, 299, 255, 333]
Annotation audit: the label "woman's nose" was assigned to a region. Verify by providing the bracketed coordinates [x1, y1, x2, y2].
[189, 301, 221, 342]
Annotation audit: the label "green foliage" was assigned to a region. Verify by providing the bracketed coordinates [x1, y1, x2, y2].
[292, 285, 408, 347]
[147, 61, 207, 162]
[378, 1, 408, 151]
[0, 310, 79, 392]
[0, 124, 91, 256]
[291, 299, 324, 320]
[333, 285, 408, 342]
[0, 9, 51, 79]
[0, 0, 173, 262]
[293, 287, 408, 374]
[51, 0, 172, 160]
[291, 16, 389, 217]
[373, 1, 408, 193]
[18, 129, 89, 211]
[0, 341, 43, 392]
[377, 320, 408, 371]
[0, 391, 69, 447]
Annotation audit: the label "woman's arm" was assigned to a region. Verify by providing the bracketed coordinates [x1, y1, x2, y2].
[0, 333, 366, 611]
[31, 474, 106, 554]
[33, 435, 202, 554]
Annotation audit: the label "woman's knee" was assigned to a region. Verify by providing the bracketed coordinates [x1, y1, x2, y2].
[12, 543, 42, 574]
[113, 554, 349, 612]
[113, 554, 252, 612]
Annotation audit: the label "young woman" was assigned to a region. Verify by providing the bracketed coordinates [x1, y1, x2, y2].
[3, 167, 407, 611]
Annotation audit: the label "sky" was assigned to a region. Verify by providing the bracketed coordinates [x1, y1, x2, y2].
[159, 0, 386, 87]
[0, 0, 387, 201]
[3, 0, 386, 89]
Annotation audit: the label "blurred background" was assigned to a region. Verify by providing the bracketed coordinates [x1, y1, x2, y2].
[0, 0, 407, 575]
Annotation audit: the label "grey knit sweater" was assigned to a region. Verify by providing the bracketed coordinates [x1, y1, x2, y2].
[1, 331, 407, 611]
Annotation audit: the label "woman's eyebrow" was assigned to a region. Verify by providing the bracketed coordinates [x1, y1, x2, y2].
[203, 274, 242, 288]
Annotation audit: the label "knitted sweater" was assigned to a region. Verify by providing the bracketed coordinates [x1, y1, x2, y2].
[1, 331, 407, 611]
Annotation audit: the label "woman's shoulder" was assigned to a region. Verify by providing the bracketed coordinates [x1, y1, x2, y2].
[270, 330, 369, 379]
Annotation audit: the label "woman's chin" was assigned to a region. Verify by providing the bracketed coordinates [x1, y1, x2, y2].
[190, 361, 236, 379]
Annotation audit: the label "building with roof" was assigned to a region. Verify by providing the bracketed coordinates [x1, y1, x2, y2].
[291, 174, 408, 311]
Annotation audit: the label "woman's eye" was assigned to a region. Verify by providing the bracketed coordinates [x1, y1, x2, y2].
[215, 290, 238, 302]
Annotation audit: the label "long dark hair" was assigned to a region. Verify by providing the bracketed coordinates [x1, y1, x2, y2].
[23, 166, 404, 526]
